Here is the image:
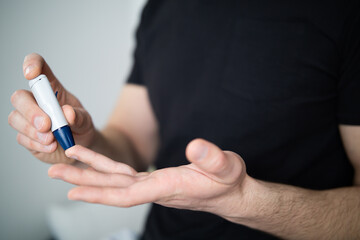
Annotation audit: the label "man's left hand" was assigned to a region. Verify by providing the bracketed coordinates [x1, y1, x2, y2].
[48, 139, 251, 218]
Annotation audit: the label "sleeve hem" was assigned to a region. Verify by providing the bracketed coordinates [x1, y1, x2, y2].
[337, 114, 360, 125]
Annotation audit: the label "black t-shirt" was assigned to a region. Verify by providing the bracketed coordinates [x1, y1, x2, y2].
[127, 0, 360, 239]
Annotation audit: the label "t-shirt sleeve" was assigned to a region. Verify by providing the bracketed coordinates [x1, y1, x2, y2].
[126, 21, 144, 86]
[126, 53, 143, 85]
[337, 1, 360, 125]
[126, 1, 154, 86]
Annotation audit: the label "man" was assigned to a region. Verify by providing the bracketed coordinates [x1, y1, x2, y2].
[9, 1, 360, 239]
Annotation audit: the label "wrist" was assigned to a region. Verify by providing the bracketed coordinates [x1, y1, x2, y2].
[218, 175, 280, 226]
[213, 174, 259, 222]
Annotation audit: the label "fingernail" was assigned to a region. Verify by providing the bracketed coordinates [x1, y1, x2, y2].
[34, 116, 44, 130]
[193, 144, 208, 161]
[25, 65, 34, 76]
[37, 132, 49, 143]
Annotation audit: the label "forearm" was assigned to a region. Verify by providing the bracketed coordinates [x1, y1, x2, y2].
[224, 177, 360, 239]
[88, 126, 148, 171]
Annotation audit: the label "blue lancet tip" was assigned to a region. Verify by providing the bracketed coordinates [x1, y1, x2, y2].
[53, 125, 75, 150]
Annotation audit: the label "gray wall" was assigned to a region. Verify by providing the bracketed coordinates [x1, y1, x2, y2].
[0, 0, 146, 239]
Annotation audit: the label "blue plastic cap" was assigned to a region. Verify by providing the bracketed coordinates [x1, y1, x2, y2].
[53, 125, 75, 150]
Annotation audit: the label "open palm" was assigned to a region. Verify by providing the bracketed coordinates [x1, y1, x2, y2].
[48, 139, 247, 216]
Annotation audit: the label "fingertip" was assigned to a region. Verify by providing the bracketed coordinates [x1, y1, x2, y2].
[37, 131, 55, 145]
[68, 188, 80, 200]
[48, 163, 63, 178]
[185, 138, 200, 158]
[23, 63, 42, 80]
[64, 146, 75, 157]
[48, 166, 54, 177]
[64, 144, 81, 158]
[186, 138, 210, 162]
[33, 115, 51, 132]
[68, 189, 75, 200]
[48, 164, 57, 178]
[62, 105, 76, 125]
[23, 53, 44, 80]
[186, 138, 231, 177]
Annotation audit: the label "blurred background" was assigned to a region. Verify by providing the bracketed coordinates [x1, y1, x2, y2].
[0, 0, 149, 239]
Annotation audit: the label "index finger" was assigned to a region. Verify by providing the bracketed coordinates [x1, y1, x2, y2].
[65, 145, 137, 176]
[10, 89, 51, 132]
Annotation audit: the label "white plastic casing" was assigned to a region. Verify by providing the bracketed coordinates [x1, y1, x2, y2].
[29, 74, 68, 132]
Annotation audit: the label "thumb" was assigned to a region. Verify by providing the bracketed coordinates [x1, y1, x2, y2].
[23, 53, 58, 82]
[23, 53, 67, 102]
[186, 138, 246, 185]
[62, 105, 94, 134]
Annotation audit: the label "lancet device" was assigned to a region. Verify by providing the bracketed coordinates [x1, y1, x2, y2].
[29, 74, 75, 150]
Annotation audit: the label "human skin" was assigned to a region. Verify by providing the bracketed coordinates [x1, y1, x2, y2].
[10, 54, 360, 239]
[50, 138, 360, 240]
[9, 53, 150, 170]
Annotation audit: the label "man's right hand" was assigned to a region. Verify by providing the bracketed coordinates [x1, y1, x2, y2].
[8, 53, 96, 164]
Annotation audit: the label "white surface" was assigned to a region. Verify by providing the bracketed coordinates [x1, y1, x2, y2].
[0, 1, 147, 239]
[48, 202, 149, 240]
